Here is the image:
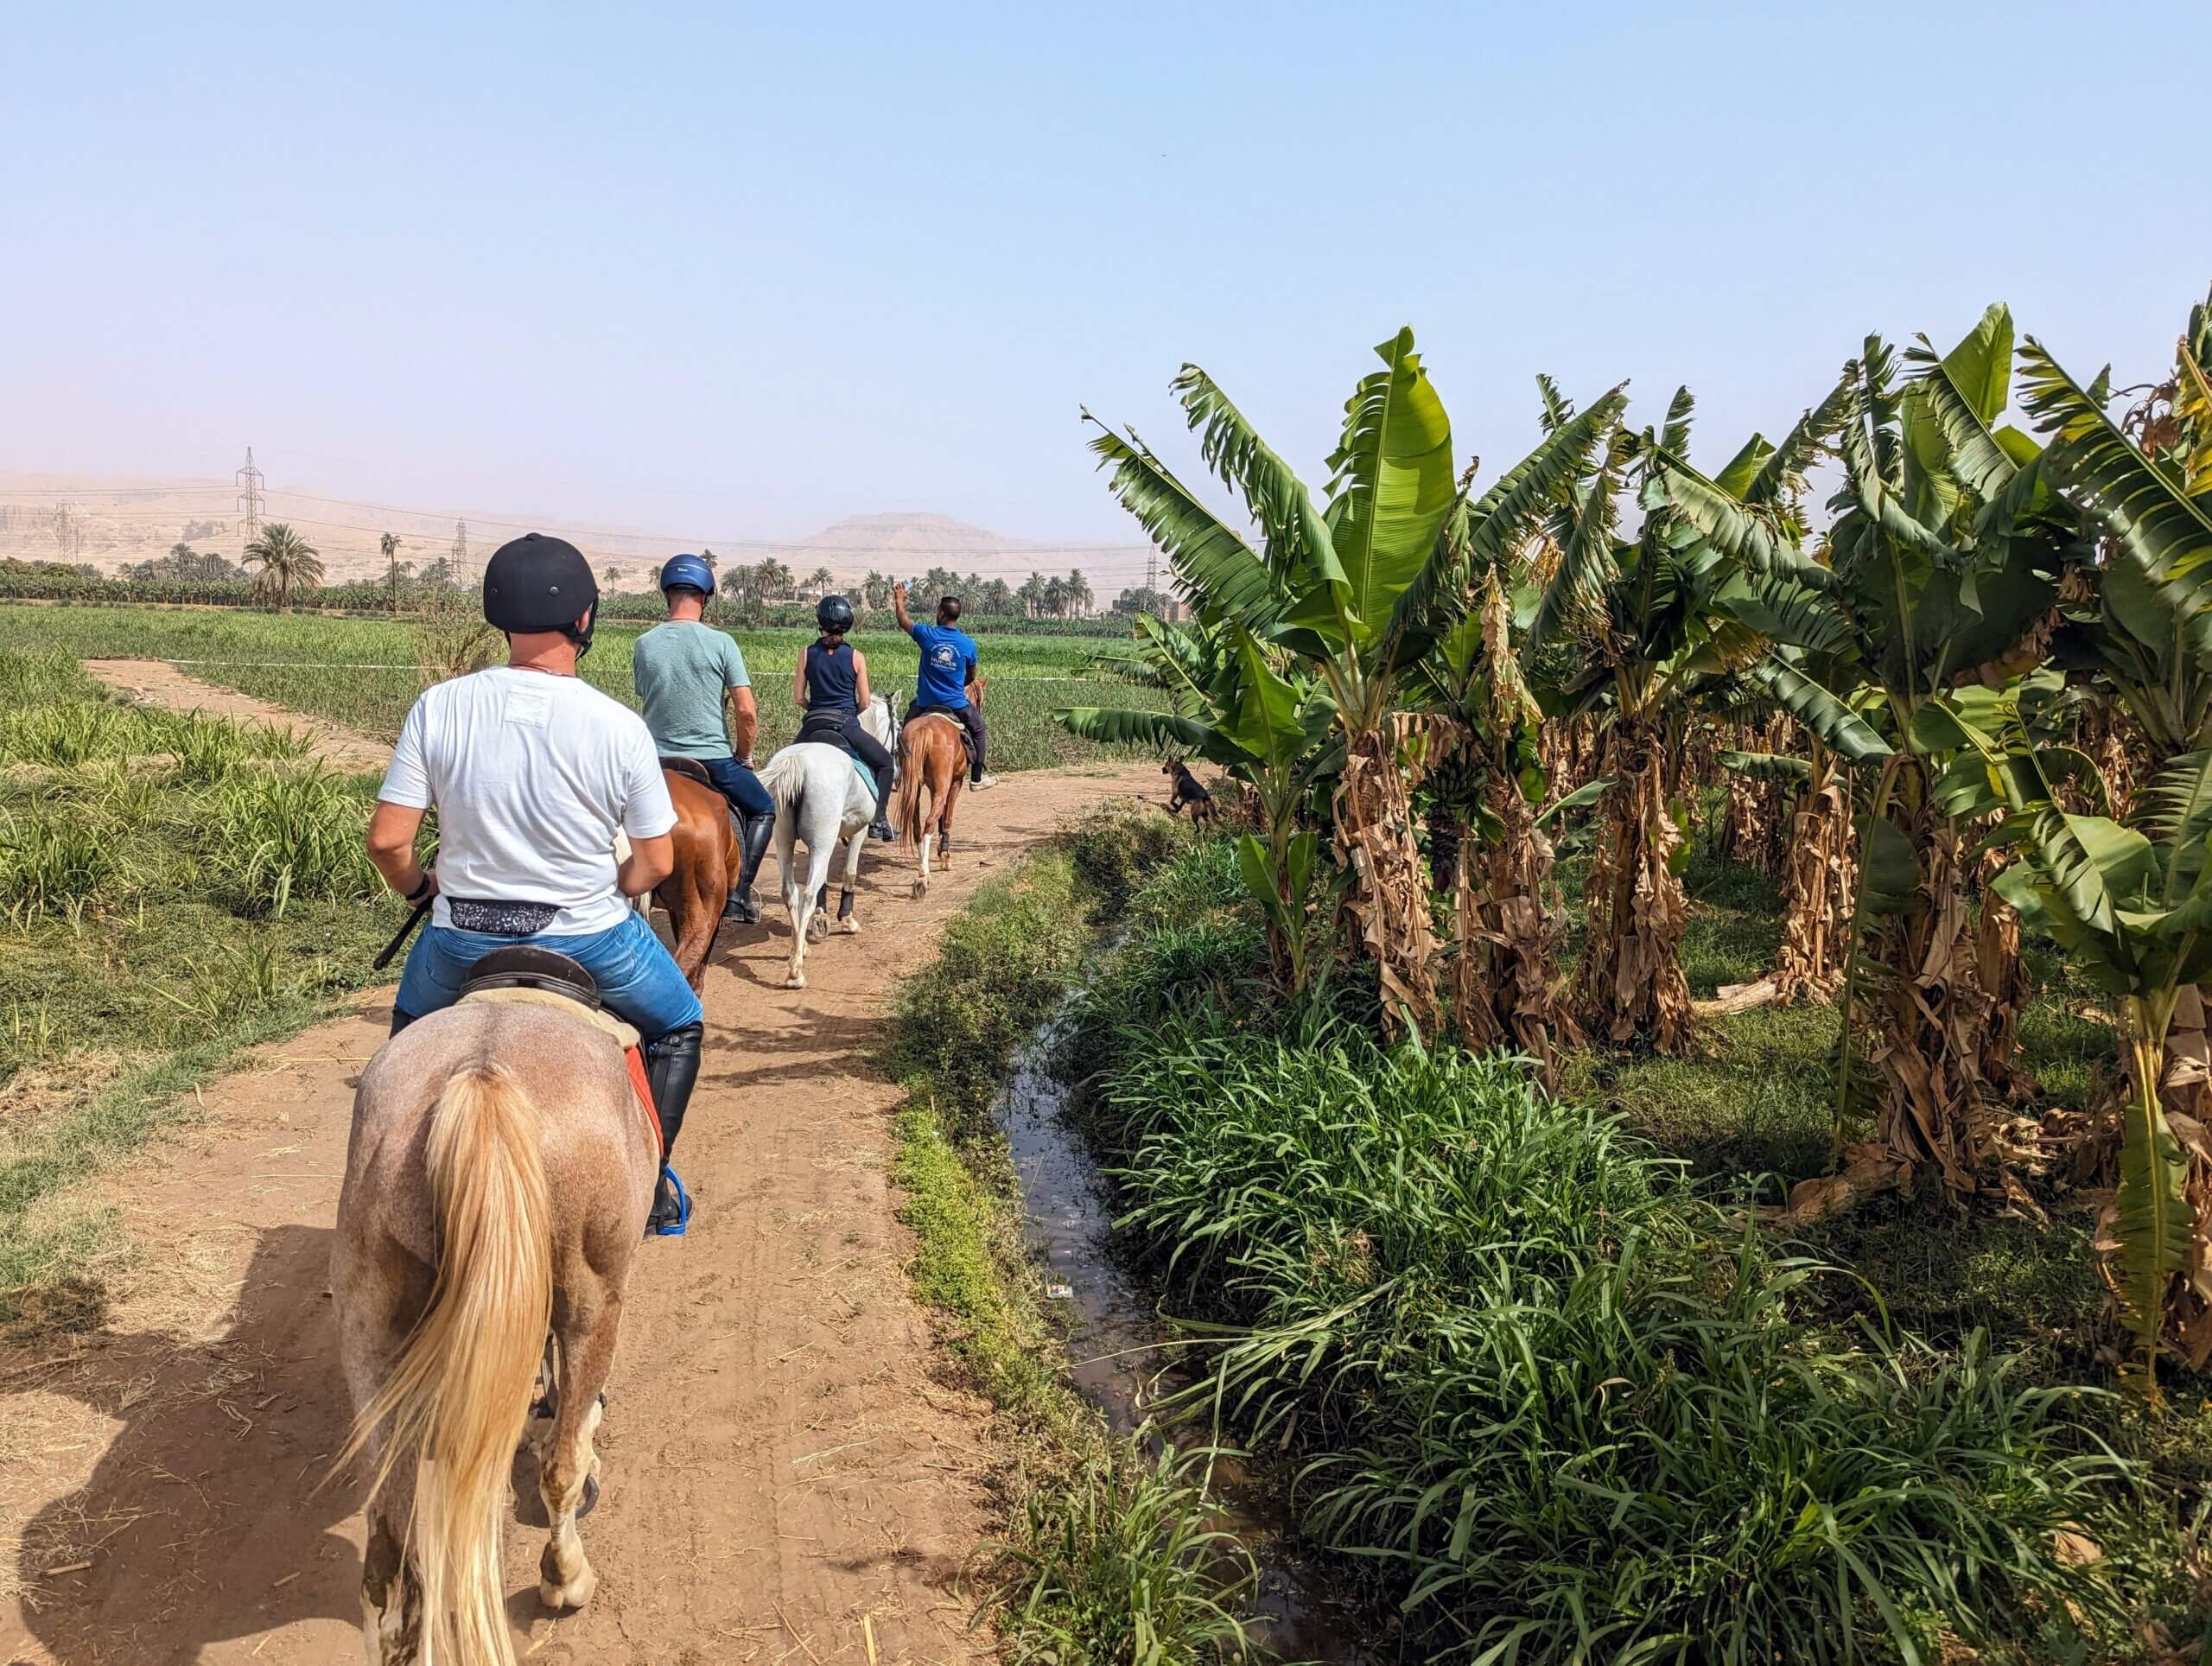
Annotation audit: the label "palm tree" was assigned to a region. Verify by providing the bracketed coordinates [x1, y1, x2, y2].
[754, 557, 793, 601]
[807, 565, 836, 598]
[381, 531, 404, 615]
[862, 570, 892, 608]
[1065, 568, 1094, 616]
[1020, 572, 1045, 617]
[244, 523, 324, 612]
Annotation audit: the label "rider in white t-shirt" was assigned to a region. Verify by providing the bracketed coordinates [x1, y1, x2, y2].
[365, 534, 705, 1237]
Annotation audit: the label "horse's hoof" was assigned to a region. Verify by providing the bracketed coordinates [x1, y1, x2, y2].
[841, 918, 861, 935]
[911, 877, 928, 900]
[539, 1555, 598, 1612]
[785, 972, 806, 989]
[807, 916, 830, 943]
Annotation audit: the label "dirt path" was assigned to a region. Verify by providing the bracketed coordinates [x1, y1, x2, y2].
[1, 757, 1163, 1665]
[82, 659, 392, 773]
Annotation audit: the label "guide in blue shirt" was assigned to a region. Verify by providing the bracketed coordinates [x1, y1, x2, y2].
[893, 583, 995, 790]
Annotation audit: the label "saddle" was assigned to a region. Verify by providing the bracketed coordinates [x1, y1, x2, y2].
[659, 756, 714, 788]
[458, 949, 661, 1155]
[906, 704, 975, 765]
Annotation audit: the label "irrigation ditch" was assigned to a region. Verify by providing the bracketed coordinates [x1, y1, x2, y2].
[996, 1005, 1369, 1662]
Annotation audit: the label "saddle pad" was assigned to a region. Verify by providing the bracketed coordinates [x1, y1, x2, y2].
[455, 987, 661, 1156]
[764, 743, 878, 808]
[458, 984, 641, 1050]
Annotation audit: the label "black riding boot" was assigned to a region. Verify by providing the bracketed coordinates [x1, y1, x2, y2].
[870, 760, 897, 842]
[725, 812, 775, 922]
[644, 1021, 704, 1235]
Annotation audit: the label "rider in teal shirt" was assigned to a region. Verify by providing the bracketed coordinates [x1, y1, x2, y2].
[893, 583, 993, 789]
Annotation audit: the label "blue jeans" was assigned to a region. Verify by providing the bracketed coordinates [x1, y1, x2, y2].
[697, 754, 773, 819]
[394, 911, 705, 1038]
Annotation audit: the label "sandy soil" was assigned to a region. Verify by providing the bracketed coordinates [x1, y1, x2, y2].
[81, 659, 393, 774]
[0, 685, 1164, 1662]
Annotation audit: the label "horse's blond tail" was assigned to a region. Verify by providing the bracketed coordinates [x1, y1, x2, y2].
[896, 740, 930, 855]
[339, 1063, 552, 1666]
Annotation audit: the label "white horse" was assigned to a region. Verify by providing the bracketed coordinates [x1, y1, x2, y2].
[754, 697, 896, 989]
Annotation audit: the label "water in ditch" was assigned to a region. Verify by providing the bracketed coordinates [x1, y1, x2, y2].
[995, 1014, 1372, 1663]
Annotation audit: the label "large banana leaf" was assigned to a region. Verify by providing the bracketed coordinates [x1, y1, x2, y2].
[1526, 434, 1626, 658]
[2115, 1089, 2192, 1396]
[1084, 421, 1278, 629]
[1742, 365, 1855, 509]
[1382, 388, 1629, 672]
[2019, 338, 2212, 596]
[1054, 705, 1221, 759]
[1906, 342, 2018, 503]
[1654, 449, 1846, 592]
[1718, 749, 1810, 786]
[1173, 367, 1343, 594]
[1745, 658, 1892, 766]
[1319, 327, 1459, 645]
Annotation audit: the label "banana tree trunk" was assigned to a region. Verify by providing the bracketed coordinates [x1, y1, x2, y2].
[1335, 722, 1441, 1038]
[1861, 763, 2001, 1193]
[1975, 856, 2036, 1103]
[1446, 760, 1580, 1079]
[1773, 741, 1853, 1002]
[1575, 718, 1694, 1051]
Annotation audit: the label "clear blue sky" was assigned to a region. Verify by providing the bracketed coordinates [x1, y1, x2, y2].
[5, 0, 2206, 562]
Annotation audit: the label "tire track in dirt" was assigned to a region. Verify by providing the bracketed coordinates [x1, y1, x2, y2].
[0, 713, 1163, 1663]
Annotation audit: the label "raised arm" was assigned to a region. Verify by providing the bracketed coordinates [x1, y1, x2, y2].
[892, 582, 913, 633]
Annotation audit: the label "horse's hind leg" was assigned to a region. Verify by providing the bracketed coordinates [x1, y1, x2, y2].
[837, 828, 865, 934]
[335, 1239, 425, 1663]
[539, 1284, 620, 1612]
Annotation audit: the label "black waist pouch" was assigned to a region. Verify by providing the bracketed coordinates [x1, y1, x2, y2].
[447, 898, 562, 936]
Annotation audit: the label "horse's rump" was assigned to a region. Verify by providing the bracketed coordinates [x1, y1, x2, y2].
[896, 713, 965, 854]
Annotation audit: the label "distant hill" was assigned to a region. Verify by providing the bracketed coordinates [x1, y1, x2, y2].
[0, 474, 1156, 597]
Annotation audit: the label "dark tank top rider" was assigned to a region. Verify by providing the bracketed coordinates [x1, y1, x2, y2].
[792, 595, 895, 840]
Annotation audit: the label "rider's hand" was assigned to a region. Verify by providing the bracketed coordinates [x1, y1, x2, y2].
[405, 866, 440, 906]
[893, 582, 906, 601]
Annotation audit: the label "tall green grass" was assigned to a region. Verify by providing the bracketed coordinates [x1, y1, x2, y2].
[213, 765, 384, 914]
[0, 603, 1164, 774]
[1071, 848, 2149, 1663]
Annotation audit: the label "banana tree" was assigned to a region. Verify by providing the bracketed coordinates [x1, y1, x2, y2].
[1407, 567, 1581, 1073]
[1077, 330, 1623, 1029]
[1060, 614, 1337, 986]
[1934, 685, 2209, 1398]
[1526, 388, 1769, 1051]
[1658, 305, 2070, 1192]
[2024, 292, 2212, 1114]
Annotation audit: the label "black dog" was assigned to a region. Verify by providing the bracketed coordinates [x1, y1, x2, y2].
[1163, 759, 1220, 829]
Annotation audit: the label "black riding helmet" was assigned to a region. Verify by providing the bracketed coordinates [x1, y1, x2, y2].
[483, 533, 600, 656]
[816, 594, 855, 634]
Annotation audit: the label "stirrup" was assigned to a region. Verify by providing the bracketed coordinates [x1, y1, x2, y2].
[649, 1167, 690, 1237]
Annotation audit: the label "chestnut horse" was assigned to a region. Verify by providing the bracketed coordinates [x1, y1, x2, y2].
[895, 679, 983, 900]
[624, 763, 738, 991]
[333, 997, 659, 1663]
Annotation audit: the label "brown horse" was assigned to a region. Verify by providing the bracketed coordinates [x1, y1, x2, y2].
[332, 996, 659, 1664]
[894, 680, 982, 900]
[648, 762, 739, 989]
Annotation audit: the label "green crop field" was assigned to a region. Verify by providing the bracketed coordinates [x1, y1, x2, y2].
[0, 604, 1163, 774]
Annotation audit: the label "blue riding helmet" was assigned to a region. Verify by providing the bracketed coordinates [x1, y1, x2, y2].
[659, 553, 716, 598]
